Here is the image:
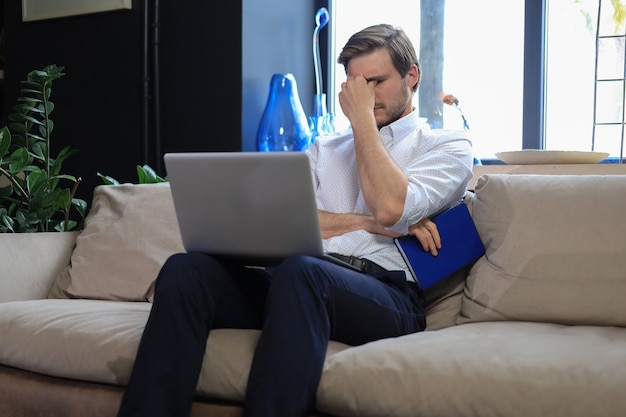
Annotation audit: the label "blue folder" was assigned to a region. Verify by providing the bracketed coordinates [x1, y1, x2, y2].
[394, 202, 485, 290]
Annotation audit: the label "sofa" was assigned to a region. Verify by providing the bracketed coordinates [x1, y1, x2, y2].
[1, 172, 626, 417]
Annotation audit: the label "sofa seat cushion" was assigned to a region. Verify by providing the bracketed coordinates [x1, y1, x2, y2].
[317, 321, 626, 417]
[0, 299, 350, 401]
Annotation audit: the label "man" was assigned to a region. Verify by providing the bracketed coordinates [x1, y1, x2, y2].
[117, 23, 473, 417]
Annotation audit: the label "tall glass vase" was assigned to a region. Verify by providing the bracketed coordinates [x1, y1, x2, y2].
[257, 73, 312, 152]
[309, 93, 335, 144]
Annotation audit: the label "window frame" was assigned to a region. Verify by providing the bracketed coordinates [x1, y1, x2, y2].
[523, 0, 546, 151]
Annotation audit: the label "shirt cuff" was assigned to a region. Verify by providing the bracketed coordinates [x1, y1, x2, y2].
[384, 185, 418, 235]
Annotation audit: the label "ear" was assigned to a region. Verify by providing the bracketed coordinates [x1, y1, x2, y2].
[406, 64, 419, 89]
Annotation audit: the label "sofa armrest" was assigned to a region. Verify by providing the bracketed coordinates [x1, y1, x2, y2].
[0, 232, 78, 302]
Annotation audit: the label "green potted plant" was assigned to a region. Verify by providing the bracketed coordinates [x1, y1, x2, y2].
[0, 64, 87, 233]
[97, 164, 167, 185]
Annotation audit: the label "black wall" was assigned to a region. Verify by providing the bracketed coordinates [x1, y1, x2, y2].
[2, 0, 242, 202]
[158, 1, 242, 156]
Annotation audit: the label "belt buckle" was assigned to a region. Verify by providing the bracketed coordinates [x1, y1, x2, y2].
[349, 256, 368, 272]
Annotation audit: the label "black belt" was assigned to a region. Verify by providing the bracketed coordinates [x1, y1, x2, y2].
[329, 254, 423, 301]
[328, 253, 388, 274]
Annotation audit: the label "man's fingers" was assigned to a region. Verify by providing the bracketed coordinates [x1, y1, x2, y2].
[418, 234, 438, 256]
[423, 220, 442, 249]
[409, 218, 441, 256]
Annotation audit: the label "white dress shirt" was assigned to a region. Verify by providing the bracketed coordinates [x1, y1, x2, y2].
[306, 110, 474, 280]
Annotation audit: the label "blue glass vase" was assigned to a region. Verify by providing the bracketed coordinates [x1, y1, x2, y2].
[309, 93, 336, 144]
[257, 73, 312, 152]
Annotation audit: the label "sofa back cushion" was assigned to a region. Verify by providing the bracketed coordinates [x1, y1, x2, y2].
[459, 174, 626, 327]
[48, 183, 185, 301]
[423, 267, 467, 330]
[0, 232, 78, 302]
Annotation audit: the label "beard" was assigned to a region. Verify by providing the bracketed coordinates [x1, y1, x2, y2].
[375, 82, 412, 129]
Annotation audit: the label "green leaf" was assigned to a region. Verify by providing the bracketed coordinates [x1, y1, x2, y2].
[14, 209, 29, 229]
[38, 124, 48, 140]
[8, 148, 32, 172]
[97, 172, 119, 185]
[8, 122, 28, 135]
[137, 164, 167, 183]
[55, 188, 71, 211]
[0, 185, 13, 198]
[51, 174, 77, 182]
[22, 115, 44, 126]
[55, 219, 77, 232]
[47, 119, 55, 136]
[12, 102, 33, 115]
[26, 168, 47, 195]
[44, 86, 53, 101]
[137, 165, 150, 183]
[8, 113, 27, 123]
[18, 102, 45, 113]
[31, 141, 46, 160]
[26, 133, 46, 144]
[1, 213, 15, 233]
[72, 198, 88, 218]
[23, 85, 43, 98]
[0, 127, 11, 158]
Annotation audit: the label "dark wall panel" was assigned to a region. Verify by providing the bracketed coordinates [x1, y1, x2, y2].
[158, 1, 242, 161]
[2, 0, 242, 202]
[3, 2, 145, 202]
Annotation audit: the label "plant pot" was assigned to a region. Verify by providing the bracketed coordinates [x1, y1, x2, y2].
[0, 231, 79, 302]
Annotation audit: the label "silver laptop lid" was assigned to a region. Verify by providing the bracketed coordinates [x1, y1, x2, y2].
[163, 151, 324, 265]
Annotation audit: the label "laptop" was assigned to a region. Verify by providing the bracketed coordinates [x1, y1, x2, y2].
[163, 151, 360, 271]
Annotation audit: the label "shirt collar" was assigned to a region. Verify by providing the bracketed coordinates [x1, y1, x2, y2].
[379, 109, 421, 145]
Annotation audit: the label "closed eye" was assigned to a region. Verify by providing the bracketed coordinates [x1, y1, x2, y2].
[365, 76, 388, 86]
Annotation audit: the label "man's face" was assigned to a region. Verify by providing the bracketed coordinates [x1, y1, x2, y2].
[346, 48, 417, 129]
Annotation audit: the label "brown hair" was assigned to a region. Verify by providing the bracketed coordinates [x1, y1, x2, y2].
[337, 24, 421, 92]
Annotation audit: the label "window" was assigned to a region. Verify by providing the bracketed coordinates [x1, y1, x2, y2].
[541, 0, 625, 158]
[328, 0, 625, 161]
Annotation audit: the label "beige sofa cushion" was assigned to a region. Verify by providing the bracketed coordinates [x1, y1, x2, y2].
[423, 267, 466, 331]
[459, 174, 626, 327]
[0, 231, 78, 302]
[317, 321, 626, 417]
[48, 184, 185, 302]
[4, 300, 625, 417]
[0, 299, 349, 401]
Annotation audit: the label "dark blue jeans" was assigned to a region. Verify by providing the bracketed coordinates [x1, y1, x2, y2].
[117, 253, 426, 417]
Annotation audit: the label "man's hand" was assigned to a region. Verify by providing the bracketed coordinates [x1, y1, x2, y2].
[338, 75, 376, 124]
[408, 218, 441, 256]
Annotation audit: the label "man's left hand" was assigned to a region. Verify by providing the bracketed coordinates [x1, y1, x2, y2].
[408, 218, 441, 256]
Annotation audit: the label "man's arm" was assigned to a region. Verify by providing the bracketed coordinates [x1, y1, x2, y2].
[319, 210, 397, 239]
[338, 76, 408, 227]
[320, 211, 441, 256]
[352, 116, 408, 227]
